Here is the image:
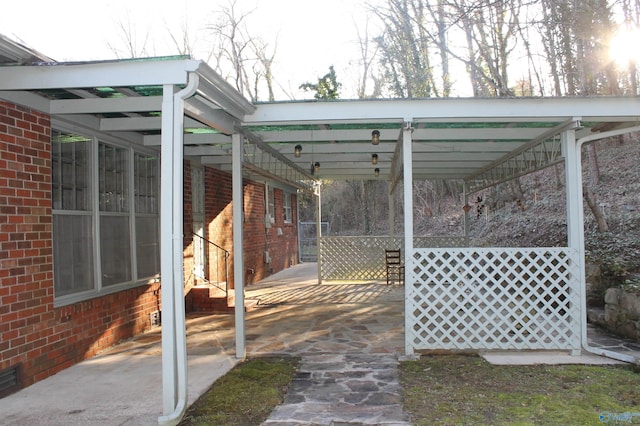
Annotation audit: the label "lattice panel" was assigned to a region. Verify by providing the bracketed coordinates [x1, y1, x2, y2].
[320, 237, 401, 280]
[408, 248, 581, 352]
[414, 236, 468, 248]
[320, 236, 467, 281]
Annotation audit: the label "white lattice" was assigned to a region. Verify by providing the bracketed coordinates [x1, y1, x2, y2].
[408, 248, 581, 352]
[320, 236, 467, 280]
[320, 237, 400, 280]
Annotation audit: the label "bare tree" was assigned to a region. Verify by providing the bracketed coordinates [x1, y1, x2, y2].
[371, 0, 438, 98]
[206, 0, 278, 102]
[354, 14, 384, 98]
[448, 0, 521, 97]
[108, 14, 152, 58]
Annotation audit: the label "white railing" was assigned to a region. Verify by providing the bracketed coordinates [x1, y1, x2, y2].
[319, 236, 467, 280]
[407, 247, 581, 352]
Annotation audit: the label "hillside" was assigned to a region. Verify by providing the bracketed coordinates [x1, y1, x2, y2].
[429, 135, 640, 297]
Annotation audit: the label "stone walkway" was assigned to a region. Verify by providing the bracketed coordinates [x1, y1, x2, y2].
[262, 354, 410, 426]
[242, 266, 411, 425]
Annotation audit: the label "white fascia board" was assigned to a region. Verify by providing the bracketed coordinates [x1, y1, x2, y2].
[144, 132, 231, 146]
[0, 90, 50, 113]
[245, 97, 640, 125]
[50, 96, 162, 114]
[0, 59, 201, 90]
[100, 116, 204, 131]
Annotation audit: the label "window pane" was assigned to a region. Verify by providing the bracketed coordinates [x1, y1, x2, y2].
[51, 131, 90, 211]
[99, 143, 129, 212]
[134, 154, 158, 214]
[53, 215, 94, 296]
[100, 216, 132, 286]
[284, 193, 292, 222]
[136, 216, 160, 278]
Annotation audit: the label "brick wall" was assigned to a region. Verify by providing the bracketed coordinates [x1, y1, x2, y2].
[0, 100, 300, 392]
[0, 101, 161, 391]
[203, 167, 299, 289]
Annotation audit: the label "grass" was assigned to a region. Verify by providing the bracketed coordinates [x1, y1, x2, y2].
[178, 356, 300, 426]
[400, 354, 640, 425]
[178, 353, 640, 426]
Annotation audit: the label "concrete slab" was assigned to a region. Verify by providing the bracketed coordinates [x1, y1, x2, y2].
[0, 319, 238, 426]
[481, 351, 626, 366]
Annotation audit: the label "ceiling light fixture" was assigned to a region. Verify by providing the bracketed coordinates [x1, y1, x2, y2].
[371, 130, 380, 145]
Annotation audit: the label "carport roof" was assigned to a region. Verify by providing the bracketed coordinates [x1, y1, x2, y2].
[1, 45, 639, 190]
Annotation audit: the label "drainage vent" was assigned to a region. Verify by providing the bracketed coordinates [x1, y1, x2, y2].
[0, 364, 21, 399]
[150, 310, 161, 326]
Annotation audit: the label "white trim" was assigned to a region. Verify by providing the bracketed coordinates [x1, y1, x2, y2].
[0, 59, 201, 90]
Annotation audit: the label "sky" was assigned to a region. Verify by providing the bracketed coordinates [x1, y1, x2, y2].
[1, 0, 373, 99]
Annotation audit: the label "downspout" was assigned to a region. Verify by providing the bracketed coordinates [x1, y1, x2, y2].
[158, 73, 200, 426]
[574, 125, 640, 364]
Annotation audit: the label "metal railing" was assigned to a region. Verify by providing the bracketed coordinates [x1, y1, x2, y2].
[192, 233, 229, 296]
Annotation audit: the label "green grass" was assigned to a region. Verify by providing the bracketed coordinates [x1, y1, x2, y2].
[178, 356, 300, 426]
[400, 355, 640, 425]
[178, 353, 640, 426]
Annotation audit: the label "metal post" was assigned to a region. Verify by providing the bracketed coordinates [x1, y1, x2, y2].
[160, 84, 177, 416]
[402, 121, 414, 356]
[316, 181, 322, 284]
[562, 128, 583, 356]
[159, 74, 198, 425]
[232, 133, 246, 359]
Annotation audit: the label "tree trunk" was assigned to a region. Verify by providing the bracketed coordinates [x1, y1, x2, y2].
[584, 187, 609, 232]
[586, 143, 601, 185]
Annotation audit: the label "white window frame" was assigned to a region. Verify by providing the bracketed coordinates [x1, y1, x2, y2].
[283, 192, 292, 223]
[52, 125, 160, 307]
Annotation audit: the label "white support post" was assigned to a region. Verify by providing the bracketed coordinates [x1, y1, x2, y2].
[159, 73, 198, 426]
[402, 121, 414, 356]
[160, 84, 178, 418]
[232, 133, 246, 360]
[562, 128, 583, 356]
[316, 181, 322, 284]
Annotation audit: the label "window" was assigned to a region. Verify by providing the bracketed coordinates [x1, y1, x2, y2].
[268, 185, 275, 219]
[51, 132, 93, 297]
[283, 193, 292, 223]
[52, 129, 160, 304]
[135, 154, 160, 278]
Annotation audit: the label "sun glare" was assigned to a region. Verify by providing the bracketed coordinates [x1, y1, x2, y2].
[610, 26, 640, 67]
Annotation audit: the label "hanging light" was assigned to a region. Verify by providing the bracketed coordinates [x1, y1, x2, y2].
[294, 144, 302, 158]
[371, 153, 378, 165]
[371, 130, 380, 145]
[314, 161, 320, 173]
[374, 168, 380, 177]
